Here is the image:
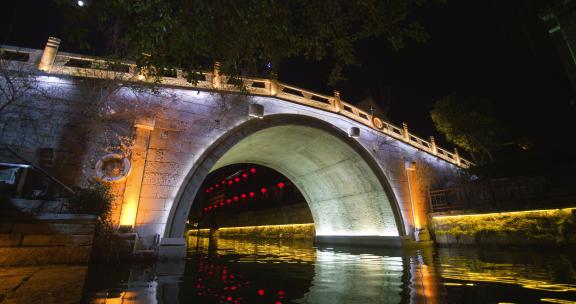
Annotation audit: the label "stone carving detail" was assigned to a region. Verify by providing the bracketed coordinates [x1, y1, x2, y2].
[95, 153, 131, 183]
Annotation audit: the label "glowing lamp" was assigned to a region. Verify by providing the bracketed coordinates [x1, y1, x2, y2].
[258, 289, 265, 296]
[277, 182, 285, 189]
[241, 193, 247, 198]
[215, 184, 220, 188]
[234, 177, 240, 182]
[260, 187, 267, 194]
[242, 173, 248, 178]
[221, 180, 226, 184]
[233, 196, 239, 201]
[220, 202, 224, 206]
[250, 168, 256, 173]
[226, 199, 232, 204]
[210, 187, 214, 191]
[205, 189, 209, 193]
[228, 180, 233, 185]
[249, 192, 255, 198]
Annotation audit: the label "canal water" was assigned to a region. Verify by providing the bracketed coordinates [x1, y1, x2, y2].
[82, 236, 576, 304]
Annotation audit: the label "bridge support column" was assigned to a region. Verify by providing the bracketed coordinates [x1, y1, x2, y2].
[158, 237, 187, 259]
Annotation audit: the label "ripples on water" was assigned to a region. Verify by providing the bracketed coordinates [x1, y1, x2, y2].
[83, 236, 576, 304]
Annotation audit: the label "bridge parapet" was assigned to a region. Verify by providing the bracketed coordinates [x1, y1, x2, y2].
[1, 40, 473, 168]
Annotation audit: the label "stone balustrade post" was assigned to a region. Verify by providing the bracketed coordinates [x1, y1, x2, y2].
[38, 37, 61, 72]
[430, 136, 437, 155]
[402, 122, 410, 142]
[212, 61, 221, 89]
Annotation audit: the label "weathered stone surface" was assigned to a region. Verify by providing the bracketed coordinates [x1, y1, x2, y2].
[21, 235, 93, 247]
[0, 223, 12, 233]
[1, 265, 87, 304]
[11, 223, 95, 235]
[0, 234, 22, 247]
[0, 247, 92, 266]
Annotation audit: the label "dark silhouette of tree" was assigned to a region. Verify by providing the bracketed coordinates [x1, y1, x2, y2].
[56, 0, 438, 84]
[431, 93, 507, 164]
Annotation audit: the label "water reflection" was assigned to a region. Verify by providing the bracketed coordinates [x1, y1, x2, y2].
[82, 236, 576, 303]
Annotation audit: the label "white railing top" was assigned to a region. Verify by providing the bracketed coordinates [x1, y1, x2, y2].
[0, 44, 473, 168]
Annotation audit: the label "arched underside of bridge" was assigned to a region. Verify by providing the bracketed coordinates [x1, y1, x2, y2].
[166, 114, 406, 247]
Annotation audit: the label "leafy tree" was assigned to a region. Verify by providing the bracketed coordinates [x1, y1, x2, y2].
[431, 93, 506, 164]
[56, 0, 437, 84]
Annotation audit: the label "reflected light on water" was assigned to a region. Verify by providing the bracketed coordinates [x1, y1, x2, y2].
[84, 236, 576, 304]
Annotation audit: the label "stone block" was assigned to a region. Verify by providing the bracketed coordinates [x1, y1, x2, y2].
[147, 149, 187, 163]
[140, 185, 178, 199]
[0, 223, 12, 233]
[136, 210, 169, 225]
[0, 234, 22, 247]
[21, 235, 93, 247]
[144, 161, 186, 175]
[12, 223, 95, 235]
[138, 198, 168, 211]
[0, 247, 92, 266]
[142, 172, 182, 186]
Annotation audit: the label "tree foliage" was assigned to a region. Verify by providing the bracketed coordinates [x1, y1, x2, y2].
[431, 93, 506, 164]
[56, 0, 436, 84]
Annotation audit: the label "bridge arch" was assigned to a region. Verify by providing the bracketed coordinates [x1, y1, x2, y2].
[165, 114, 406, 244]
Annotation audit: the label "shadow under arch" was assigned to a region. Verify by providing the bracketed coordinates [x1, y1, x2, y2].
[165, 114, 406, 245]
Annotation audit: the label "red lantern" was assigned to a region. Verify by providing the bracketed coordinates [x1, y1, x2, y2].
[249, 192, 255, 198]
[228, 180, 233, 185]
[220, 202, 224, 206]
[277, 182, 285, 189]
[234, 177, 240, 182]
[215, 184, 220, 188]
[226, 199, 232, 204]
[241, 193, 247, 199]
[250, 168, 256, 174]
[233, 196, 239, 201]
[242, 173, 248, 178]
[260, 187, 267, 194]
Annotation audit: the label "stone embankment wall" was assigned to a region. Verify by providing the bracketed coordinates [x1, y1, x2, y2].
[430, 208, 576, 247]
[0, 214, 97, 266]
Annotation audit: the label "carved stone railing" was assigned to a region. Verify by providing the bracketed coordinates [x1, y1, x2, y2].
[1, 39, 473, 168]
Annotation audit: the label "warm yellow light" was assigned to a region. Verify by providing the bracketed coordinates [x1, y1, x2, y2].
[432, 207, 576, 220]
[119, 198, 138, 227]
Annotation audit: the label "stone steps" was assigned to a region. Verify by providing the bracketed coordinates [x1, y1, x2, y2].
[0, 214, 97, 266]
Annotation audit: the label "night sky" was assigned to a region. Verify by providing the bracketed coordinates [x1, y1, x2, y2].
[1, 0, 574, 158]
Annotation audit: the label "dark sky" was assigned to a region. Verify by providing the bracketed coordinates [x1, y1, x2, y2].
[1, 0, 574, 152]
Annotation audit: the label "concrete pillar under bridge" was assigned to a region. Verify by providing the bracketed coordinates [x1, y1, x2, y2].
[156, 115, 447, 259]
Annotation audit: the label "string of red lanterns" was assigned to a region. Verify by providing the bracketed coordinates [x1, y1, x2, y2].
[204, 167, 258, 193]
[202, 181, 285, 213]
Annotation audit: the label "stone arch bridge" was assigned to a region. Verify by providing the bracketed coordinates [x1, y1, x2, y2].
[0, 39, 471, 258]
